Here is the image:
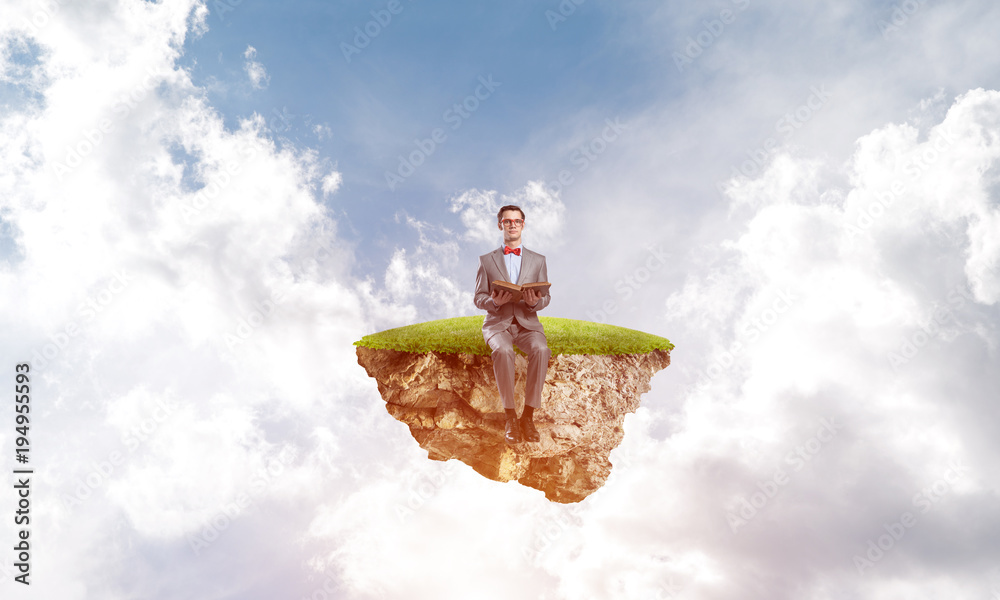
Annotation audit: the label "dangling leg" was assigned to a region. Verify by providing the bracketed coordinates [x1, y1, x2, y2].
[515, 328, 550, 442]
[488, 330, 521, 443]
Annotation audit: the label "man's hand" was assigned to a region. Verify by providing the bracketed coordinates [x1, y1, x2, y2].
[491, 288, 513, 307]
[523, 288, 540, 308]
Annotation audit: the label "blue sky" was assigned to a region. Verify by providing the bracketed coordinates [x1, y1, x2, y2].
[2, 1, 1000, 599]
[180, 1, 646, 242]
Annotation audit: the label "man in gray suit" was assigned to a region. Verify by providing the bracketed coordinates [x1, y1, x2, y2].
[474, 204, 552, 444]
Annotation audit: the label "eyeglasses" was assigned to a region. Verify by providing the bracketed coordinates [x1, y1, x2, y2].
[501, 219, 523, 227]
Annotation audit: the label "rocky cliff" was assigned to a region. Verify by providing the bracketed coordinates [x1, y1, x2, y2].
[356, 346, 670, 503]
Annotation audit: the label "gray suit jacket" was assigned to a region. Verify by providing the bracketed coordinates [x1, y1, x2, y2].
[474, 247, 551, 344]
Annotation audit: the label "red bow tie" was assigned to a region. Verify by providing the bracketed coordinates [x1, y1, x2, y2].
[504, 246, 521, 256]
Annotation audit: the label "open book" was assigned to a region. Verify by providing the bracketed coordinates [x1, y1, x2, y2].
[491, 280, 551, 304]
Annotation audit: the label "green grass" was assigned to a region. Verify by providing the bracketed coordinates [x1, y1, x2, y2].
[354, 316, 674, 356]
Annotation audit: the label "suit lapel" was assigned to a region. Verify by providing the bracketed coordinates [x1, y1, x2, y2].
[519, 249, 535, 282]
[490, 248, 510, 282]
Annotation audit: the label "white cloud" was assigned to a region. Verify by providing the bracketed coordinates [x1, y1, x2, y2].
[313, 123, 332, 139]
[375, 181, 566, 325]
[105, 390, 276, 538]
[381, 216, 473, 320]
[321, 170, 342, 196]
[243, 44, 268, 89]
[0, 2, 395, 597]
[450, 181, 565, 252]
[649, 88, 1000, 596]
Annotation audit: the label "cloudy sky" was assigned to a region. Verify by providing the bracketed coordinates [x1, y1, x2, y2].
[1, 0, 999, 598]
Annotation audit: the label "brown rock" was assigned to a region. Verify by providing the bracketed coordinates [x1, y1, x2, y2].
[356, 346, 670, 503]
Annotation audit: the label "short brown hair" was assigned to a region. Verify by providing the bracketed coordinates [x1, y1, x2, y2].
[497, 204, 525, 222]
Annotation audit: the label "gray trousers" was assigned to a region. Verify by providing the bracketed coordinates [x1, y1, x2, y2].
[487, 322, 551, 411]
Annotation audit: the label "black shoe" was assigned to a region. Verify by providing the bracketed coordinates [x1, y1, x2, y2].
[505, 417, 522, 444]
[520, 416, 540, 442]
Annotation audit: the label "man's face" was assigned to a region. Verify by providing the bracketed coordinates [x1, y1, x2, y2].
[498, 210, 524, 245]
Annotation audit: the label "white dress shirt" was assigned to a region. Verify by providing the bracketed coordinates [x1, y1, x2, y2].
[503, 245, 522, 284]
